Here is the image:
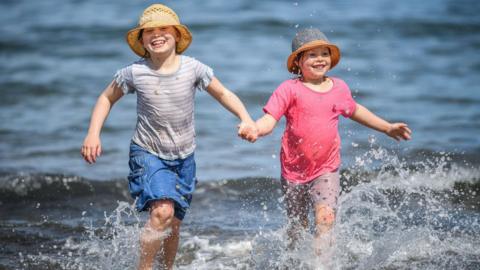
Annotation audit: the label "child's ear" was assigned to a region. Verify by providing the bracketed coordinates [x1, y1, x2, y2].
[293, 60, 302, 75]
[294, 59, 300, 71]
[294, 53, 303, 68]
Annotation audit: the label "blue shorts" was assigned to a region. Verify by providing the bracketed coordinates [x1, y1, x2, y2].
[127, 143, 197, 221]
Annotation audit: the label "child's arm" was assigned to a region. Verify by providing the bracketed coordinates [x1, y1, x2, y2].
[350, 104, 412, 141]
[81, 80, 124, 164]
[256, 114, 278, 137]
[206, 77, 258, 142]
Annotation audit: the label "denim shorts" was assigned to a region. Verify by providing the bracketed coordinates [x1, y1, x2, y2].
[127, 142, 197, 221]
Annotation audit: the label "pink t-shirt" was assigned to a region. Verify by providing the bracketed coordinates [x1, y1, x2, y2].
[263, 77, 357, 184]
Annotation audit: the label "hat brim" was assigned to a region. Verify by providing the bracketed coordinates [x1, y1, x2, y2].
[126, 22, 192, 57]
[287, 40, 341, 73]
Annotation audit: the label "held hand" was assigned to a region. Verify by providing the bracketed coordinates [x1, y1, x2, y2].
[238, 120, 259, 143]
[81, 134, 102, 164]
[386, 123, 412, 141]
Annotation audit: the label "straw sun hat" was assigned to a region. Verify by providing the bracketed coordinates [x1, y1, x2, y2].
[287, 28, 341, 73]
[126, 4, 192, 57]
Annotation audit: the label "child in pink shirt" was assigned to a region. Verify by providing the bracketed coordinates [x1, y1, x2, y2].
[253, 28, 412, 253]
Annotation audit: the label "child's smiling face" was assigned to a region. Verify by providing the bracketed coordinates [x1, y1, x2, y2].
[297, 46, 332, 81]
[141, 26, 179, 55]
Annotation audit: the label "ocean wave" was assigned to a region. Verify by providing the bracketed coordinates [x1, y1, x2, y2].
[1, 164, 478, 208]
[0, 173, 129, 203]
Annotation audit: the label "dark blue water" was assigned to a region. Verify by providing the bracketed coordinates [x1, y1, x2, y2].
[1, 0, 479, 269]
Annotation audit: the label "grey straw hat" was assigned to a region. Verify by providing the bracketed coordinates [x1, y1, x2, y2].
[287, 28, 341, 73]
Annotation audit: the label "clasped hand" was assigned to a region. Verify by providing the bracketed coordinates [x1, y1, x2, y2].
[238, 121, 258, 143]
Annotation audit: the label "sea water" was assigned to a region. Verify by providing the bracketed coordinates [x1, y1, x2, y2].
[1, 0, 479, 269]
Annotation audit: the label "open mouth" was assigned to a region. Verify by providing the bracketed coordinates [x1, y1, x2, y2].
[312, 64, 327, 70]
[151, 39, 166, 47]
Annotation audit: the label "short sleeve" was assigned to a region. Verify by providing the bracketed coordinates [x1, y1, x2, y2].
[334, 79, 357, 118]
[194, 60, 214, 91]
[341, 92, 357, 118]
[263, 81, 293, 121]
[113, 65, 135, 94]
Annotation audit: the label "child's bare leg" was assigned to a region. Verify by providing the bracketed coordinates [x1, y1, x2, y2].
[160, 218, 181, 269]
[308, 171, 340, 255]
[313, 204, 335, 255]
[138, 200, 177, 270]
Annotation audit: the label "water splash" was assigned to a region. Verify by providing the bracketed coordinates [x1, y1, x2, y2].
[56, 202, 141, 270]
[334, 144, 480, 269]
[247, 144, 479, 269]
[10, 146, 479, 269]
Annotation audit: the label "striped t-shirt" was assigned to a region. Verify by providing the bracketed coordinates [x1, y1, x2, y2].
[114, 55, 214, 160]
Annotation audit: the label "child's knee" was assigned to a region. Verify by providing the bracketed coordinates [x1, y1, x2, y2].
[150, 200, 175, 228]
[315, 205, 336, 226]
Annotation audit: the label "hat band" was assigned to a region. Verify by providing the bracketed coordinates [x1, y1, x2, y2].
[294, 40, 332, 53]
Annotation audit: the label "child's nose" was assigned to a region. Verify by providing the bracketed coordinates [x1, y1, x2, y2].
[317, 56, 328, 61]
